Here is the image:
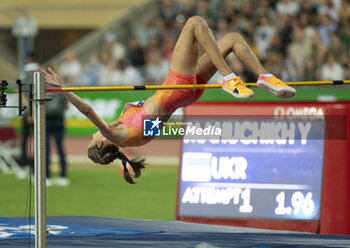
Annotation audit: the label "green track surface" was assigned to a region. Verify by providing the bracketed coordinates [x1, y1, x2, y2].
[0, 164, 178, 220]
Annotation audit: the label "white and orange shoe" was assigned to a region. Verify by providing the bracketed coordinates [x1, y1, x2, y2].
[257, 74, 296, 98]
[222, 76, 254, 98]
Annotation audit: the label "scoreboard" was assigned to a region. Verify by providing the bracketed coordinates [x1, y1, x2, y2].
[176, 102, 350, 234]
[179, 118, 325, 220]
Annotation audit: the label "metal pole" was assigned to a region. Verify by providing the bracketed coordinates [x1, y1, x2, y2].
[17, 37, 26, 70]
[33, 71, 46, 248]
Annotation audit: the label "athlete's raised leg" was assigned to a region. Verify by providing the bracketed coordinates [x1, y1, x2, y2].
[170, 16, 231, 77]
[195, 33, 296, 98]
[169, 16, 253, 98]
[195, 33, 267, 82]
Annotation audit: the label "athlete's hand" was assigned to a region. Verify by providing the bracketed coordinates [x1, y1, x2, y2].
[39, 67, 65, 87]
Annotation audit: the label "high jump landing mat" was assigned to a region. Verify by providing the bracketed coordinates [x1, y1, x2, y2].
[1, 216, 350, 247]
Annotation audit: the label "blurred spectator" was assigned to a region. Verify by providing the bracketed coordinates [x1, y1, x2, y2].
[338, 16, 350, 48]
[156, 19, 171, 43]
[98, 51, 113, 85]
[99, 63, 115, 85]
[254, 15, 276, 58]
[283, 57, 299, 82]
[102, 32, 127, 63]
[160, 0, 178, 26]
[339, 0, 350, 21]
[79, 54, 103, 86]
[254, 0, 276, 24]
[66, 0, 350, 86]
[219, 0, 237, 26]
[279, 15, 295, 54]
[237, 1, 255, 37]
[311, 31, 328, 64]
[298, 12, 316, 44]
[317, 14, 337, 46]
[195, 0, 218, 27]
[145, 36, 163, 60]
[329, 32, 348, 67]
[319, 52, 345, 80]
[269, 35, 285, 55]
[145, 52, 169, 84]
[299, 0, 318, 24]
[127, 38, 146, 72]
[332, 0, 343, 11]
[169, 16, 186, 39]
[136, 15, 158, 47]
[276, 0, 300, 17]
[303, 56, 317, 81]
[59, 51, 82, 84]
[237, 17, 254, 39]
[346, 64, 350, 79]
[264, 50, 286, 79]
[17, 51, 39, 171]
[209, 0, 221, 14]
[162, 36, 176, 60]
[239, 0, 254, 20]
[215, 18, 230, 40]
[181, 0, 197, 20]
[287, 27, 312, 79]
[45, 91, 69, 187]
[111, 60, 143, 85]
[318, 0, 340, 22]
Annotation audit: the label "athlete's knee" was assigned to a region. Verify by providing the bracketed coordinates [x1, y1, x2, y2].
[185, 16, 208, 31]
[224, 32, 245, 44]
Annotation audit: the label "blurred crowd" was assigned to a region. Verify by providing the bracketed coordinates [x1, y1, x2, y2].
[58, 0, 350, 86]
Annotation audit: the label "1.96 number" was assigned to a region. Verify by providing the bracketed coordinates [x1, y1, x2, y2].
[275, 191, 315, 216]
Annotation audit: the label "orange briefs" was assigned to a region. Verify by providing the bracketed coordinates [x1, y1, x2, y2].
[155, 69, 206, 112]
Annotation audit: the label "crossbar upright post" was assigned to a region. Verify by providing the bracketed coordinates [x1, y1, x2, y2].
[34, 72, 47, 248]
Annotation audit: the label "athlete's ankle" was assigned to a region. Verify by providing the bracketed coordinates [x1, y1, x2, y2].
[223, 72, 237, 82]
[258, 73, 274, 78]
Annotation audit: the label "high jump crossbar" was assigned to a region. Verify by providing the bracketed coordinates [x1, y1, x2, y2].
[46, 80, 350, 93]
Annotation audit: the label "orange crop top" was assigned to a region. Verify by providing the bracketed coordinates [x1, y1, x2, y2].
[115, 101, 153, 147]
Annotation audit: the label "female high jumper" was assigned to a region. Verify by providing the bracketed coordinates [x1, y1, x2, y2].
[41, 16, 295, 184]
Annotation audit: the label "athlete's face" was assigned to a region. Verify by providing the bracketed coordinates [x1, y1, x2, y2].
[89, 131, 104, 148]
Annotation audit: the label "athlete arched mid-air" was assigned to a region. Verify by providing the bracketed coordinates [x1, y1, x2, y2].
[41, 16, 295, 184]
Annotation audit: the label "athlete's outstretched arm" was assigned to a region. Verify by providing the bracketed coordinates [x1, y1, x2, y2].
[40, 68, 112, 138]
